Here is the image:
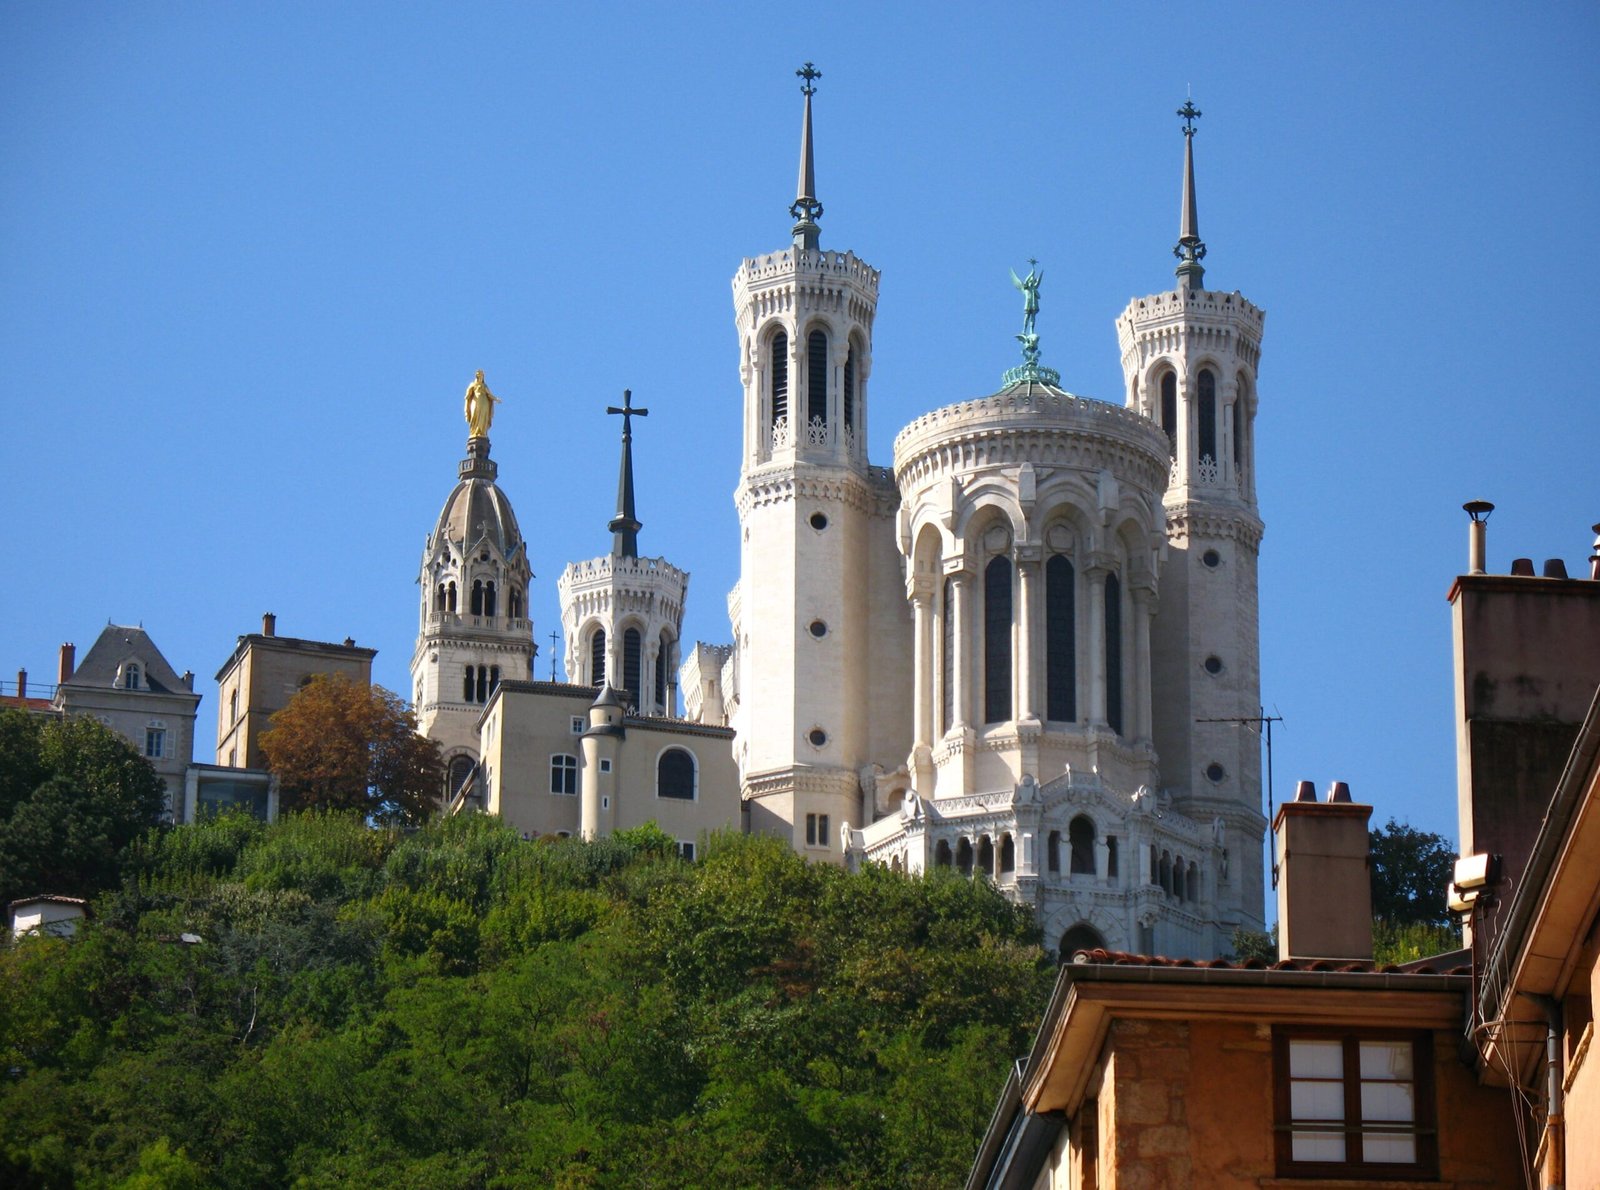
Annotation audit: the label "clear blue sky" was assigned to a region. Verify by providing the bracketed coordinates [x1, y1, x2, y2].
[3, 3, 1596, 851]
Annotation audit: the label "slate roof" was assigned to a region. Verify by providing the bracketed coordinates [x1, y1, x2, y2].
[66, 625, 188, 693]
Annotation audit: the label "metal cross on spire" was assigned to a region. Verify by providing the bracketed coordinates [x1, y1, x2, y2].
[790, 62, 823, 249]
[1174, 97, 1207, 288]
[606, 389, 649, 558]
[548, 630, 560, 682]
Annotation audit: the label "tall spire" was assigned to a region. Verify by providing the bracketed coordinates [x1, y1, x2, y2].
[790, 62, 823, 250]
[606, 389, 649, 558]
[1174, 98, 1207, 290]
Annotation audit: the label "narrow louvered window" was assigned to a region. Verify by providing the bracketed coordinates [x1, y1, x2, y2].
[984, 556, 1012, 724]
[623, 628, 642, 706]
[808, 330, 828, 426]
[655, 634, 669, 710]
[1160, 371, 1177, 452]
[940, 577, 954, 733]
[843, 344, 857, 432]
[590, 630, 606, 687]
[771, 332, 788, 426]
[1046, 554, 1076, 722]
[1198, 369, 1217, 464]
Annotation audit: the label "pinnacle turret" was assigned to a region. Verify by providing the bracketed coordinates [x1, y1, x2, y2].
[790, 63, 823, 250]
[1174, 98, 1207, 290]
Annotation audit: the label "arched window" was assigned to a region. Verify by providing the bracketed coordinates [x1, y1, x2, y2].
[435, 583, 447, 611]
[1000, 834, 1015, 874]
[1187, 861, 1199, 902]
[484, 581, 497, 618]
[657, 747, 696, 799]
[956, 837, 974, 876]
[447, 755, 476, 800]
[770, 331, 789, 427]
[1160, 371, 1177, 452]
[229, 689, 239, 724]
[843, 342, 857, 433]
[1198, 368, 1217, 465]
[1104, 572, 1123, 735]
[807, 329, 828, 426]
[463, 666, 475, 702]
[1232, 382, 1245, 476]
[935, 839, 953, 867]
[1149, 844, 1159, 885]
[1060, 924, 1107, 961]
[509, 588, 523, 619]
[1048, 829, 1062, 873]
[447, 582, 457, 613]
[984, 555, 1012, 724]
[124, 663, 141, 690]
[977, 835, 995, 876]
[1159, 850, 1173, 894]
[655, 633, 670, 711]
[940, 576, 954, 734]
[471, 579, 485, 616]
[475, 666, 488, 704]
[1107, 836, 1120, 880]
[489, 665, 499, 693]
[1174, 854, 1187, 900]
[590, 629, 606, 687]
[623, 628, 642, 705]
[1069, 816, 1096, 875]
[1046, 554, 1076, 722]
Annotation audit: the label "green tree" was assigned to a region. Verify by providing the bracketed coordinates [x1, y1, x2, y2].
[259, 675, 442, 825]
[0, 709, 167, 905]
[1369, 817, 1456, 927]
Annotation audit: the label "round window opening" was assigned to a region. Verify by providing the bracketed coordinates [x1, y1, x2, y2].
[808, 620, 828, 638]
[1203, 655, 1223, 675]
[809, 512, 829, 531]
[808, 728, 828, 747]
[1201, 549, 1221, 569]
[1205, 762, 1226, 783]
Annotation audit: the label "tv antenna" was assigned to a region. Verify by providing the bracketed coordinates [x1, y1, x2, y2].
[1197, 707, 1284, 886]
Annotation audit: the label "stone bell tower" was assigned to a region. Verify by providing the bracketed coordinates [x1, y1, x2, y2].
[1116, 101, 1268, 930]
[411, 371, 537, 807]
[730, 64, 910, 860]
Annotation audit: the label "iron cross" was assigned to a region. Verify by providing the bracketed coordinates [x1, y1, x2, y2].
[797, 62, 821, 96]
[1177, 98, 1202, 138]
[606, 389, 649, 439]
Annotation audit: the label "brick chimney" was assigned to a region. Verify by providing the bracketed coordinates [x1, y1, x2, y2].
[58, 642, 76, 684]
[15, 669, 26, 700]
[1274, 780, 1374, 961]
[262, 612, 276, 637]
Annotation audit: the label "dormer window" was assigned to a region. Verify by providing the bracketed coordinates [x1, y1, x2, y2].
[123, 663, 141, 690]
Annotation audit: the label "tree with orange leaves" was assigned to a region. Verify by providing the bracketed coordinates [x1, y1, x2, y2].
[260, 674, 442, 826]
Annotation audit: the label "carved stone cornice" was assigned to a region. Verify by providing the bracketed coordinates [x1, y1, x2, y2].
[1164, 505, 1266, 549]
[736, 467, 894, 518]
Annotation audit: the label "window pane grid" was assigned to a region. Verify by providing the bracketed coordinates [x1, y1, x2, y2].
[1277, 1032, 1431, 1175]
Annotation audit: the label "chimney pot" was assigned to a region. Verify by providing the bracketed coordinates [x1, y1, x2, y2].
[1510, 557, 1536, 577]
[1294, 780, 1317, 803]
[181, 670, 194, 691]
[1464, 500, 1494, 574]
[262, 613, 276, 637]
[58, 643, 76, 685]
[343, 637, 355, 648]
[1326, 780, 1352, 804]
[16, 669, 26, 700]
[1543, 558, 1569, 579]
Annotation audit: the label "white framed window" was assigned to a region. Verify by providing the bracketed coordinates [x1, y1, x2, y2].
[549, 754, 578, 795]
[677, 841, 696, 861]
[599, 758, 612, 773]
[571, 716, 585, 734]
[123, 662, 141, 690]
[805, 812, 830, 847]
[144, 725, 166, 759]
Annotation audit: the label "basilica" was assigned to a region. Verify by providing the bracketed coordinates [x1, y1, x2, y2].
[407, 76, 1268, 958]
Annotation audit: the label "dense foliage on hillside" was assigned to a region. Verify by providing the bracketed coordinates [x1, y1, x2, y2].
[1, 812, 1053, 1188]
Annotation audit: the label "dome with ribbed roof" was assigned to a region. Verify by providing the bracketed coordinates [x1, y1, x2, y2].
[431, 445, 525, 560]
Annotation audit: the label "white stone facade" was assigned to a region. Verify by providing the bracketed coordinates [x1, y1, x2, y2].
[558, 553, 686, 716]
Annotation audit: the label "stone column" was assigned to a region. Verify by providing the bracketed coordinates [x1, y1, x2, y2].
[1132, 584, 1155, 741]
[1086, 564, 1108, 726]
[1015, 549, 1039, 722]
[948, 571, 970, 730]
[910, 581, 933, 747]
